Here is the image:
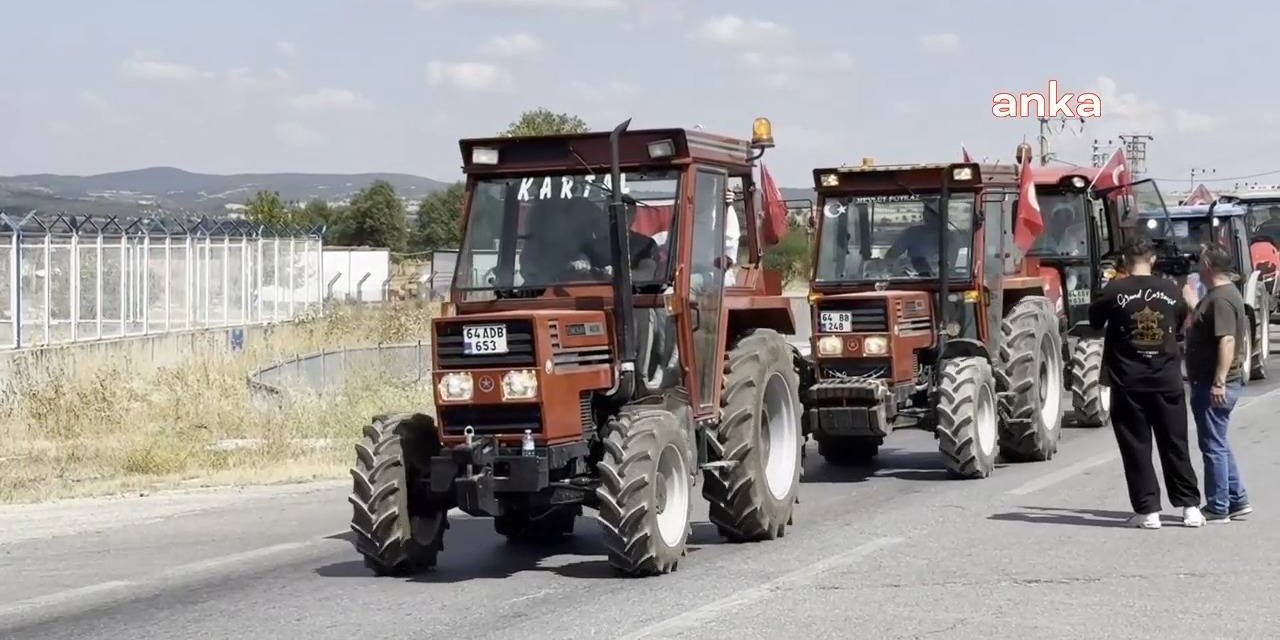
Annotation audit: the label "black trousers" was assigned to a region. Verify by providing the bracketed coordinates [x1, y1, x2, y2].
[1109, 386, 1201, 513]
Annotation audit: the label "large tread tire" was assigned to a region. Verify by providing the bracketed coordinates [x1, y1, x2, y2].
[1250, 311, 1269, 381]
[1069, 339, 1110, 428]
[816, 436, 880, 466]
[936, 357, 999, 479]
[494, 507, 578, 544]
[349, 413, 446, 576]
[596, 407, 693, 576]
[703, 329, 802, 542]
[996, 296, 1064, 462]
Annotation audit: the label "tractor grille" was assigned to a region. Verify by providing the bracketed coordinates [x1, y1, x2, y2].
[435, 319, 536, 370]
[548, 321, 612, 370]
[439, 403, 542, 435]
[821, 358, 892, 380]
[818, 300, 889, 333]
[579, 391, 595, 434]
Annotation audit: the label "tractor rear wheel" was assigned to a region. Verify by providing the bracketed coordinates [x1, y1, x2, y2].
[817, 436, 880, 466]
[997, 297, 1064, 462]
[1069, 339, 1110, 428]
[349, 413, 447, 576]
[935, 357, 999, 479]
[703, 329, 802, 541]
[595, 407, 693, 576]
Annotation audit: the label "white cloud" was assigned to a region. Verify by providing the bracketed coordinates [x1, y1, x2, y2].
[287, 88, 375, 111]
[417, 0, 622, 9]
[482, 33, 544, 57]
[575, 80, 638, 102]
[1091, 75, 1162, 125]
[274, 121, 324, 148]
[276, 41, 300, 58]
[739, 51, 853, 88]
[78, 90, 110, 111]
[427, 61, 514, 92]
[918, 32, 961, 54]
[1175, 108, 1226, 134]
[120, 54, 210, 82]
[697, 15, 791, 47]
[226, 67, 291, 92]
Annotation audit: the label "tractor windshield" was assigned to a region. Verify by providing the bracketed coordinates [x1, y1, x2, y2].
[813, 193, 976, 283]
[1134, 215, 1229, 254]
[453, 169, 680, 300]
[1028, 192, 1090, 258]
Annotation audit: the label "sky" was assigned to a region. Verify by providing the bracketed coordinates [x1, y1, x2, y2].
[2, 0, 1277, 190]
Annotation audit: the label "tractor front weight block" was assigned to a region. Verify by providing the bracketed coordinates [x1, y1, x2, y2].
[429, 440, 590, 518]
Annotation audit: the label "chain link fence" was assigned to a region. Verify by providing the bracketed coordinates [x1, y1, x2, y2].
[248, 341, 432, 396]
[0, 212, 324, 350]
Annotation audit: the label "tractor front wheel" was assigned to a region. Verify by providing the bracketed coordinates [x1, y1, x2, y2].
[935, 357, 999, 479]
[1069, 339, 1111, 428]
[348, 413, 447, 576]
[595, 407, 693, 576]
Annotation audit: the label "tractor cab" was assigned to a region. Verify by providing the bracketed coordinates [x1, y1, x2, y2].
[1023, 166, 1109, 328]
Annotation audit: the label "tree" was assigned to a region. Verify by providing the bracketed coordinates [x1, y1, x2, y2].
[301, 199, 336, 232]
[244, 190, 288, 227]
[330, 180, 408, 251]
[502, 108, 590, 136]
[413, 182, 465, 252]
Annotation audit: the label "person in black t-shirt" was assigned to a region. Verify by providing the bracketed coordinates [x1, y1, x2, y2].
[1088, 233, 1204, 529]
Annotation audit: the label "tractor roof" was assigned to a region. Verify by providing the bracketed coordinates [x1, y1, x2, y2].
[1137, 203, 1248, 219]
[811, 161, 1017, 192]
[458, 128, 754, 174]
[1222, 189, 1280, 202]
[1032, 164, 1099, 187]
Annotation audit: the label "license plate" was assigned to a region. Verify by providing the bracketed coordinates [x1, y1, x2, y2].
[463, 324, 508, 355]
[819, 311, 853, 333]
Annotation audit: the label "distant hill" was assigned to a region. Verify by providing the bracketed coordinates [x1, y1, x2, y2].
[0, 167, 451, 217]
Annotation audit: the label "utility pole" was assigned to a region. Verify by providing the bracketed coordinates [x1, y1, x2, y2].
[1038, 115, 1086, 166]
[1190, 167, 1215, 190]
[1090, 138, 1118, 167]
[1118, 133, 1153, 177]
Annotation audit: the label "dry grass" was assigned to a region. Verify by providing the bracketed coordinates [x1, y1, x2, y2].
[0, 302, 439, 504]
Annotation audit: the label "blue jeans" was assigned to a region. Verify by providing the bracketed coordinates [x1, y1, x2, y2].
[1189, 381, 1249, 514]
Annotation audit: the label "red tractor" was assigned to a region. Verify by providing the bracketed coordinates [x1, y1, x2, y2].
[348, 118, 805, 577]
[800, 156, 1065, 478]
[1023, 164, 1114, 428]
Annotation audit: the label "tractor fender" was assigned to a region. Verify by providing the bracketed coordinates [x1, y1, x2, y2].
[1243, 270, 1264, 315]
[941, 338, 990, 362]
[726, 304, 797, 340]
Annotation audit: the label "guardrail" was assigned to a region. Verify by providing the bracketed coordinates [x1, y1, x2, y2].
[247, 341, 431, 396]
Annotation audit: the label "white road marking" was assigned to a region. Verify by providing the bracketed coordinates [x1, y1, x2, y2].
[617, 536, 904, 640]
[1006, 451, 1119, 496]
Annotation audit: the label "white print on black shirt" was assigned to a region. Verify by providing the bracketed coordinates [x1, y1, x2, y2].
[1116, 288, 1178, 308]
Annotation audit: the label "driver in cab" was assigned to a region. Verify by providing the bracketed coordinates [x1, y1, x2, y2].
[883, 205, 943, 274]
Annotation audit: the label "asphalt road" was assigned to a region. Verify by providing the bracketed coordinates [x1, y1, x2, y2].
[4, 354, 1280, 639]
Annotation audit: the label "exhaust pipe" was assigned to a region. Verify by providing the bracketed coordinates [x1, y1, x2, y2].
[608, 118, 636, 403]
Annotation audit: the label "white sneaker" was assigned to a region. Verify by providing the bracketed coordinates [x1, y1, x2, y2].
[1182, 506, 1206, 528]
[1129, 512, 1161, 529]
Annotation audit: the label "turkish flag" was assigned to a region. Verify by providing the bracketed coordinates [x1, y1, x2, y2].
[1089, 148, 1131, 196]
[759, 163, 788, 247]
[1013, 152, 1043, 254]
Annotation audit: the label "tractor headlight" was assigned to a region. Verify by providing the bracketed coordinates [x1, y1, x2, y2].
[817, 336, 843, 356]
[502, 369, 538, 401]
[437, 373, 474, 402]
[863, 336, 889, 355]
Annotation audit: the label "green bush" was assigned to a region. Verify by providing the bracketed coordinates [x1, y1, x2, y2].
[762, 225, 813, 287]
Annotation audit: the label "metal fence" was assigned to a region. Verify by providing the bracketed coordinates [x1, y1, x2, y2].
[0, 212, 324, 350]
[248, 342, 431, 395]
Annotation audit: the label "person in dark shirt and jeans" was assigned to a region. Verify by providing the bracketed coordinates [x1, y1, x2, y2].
[1089, 233, 1204, 529]
[1183, 242, 1254, 523]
